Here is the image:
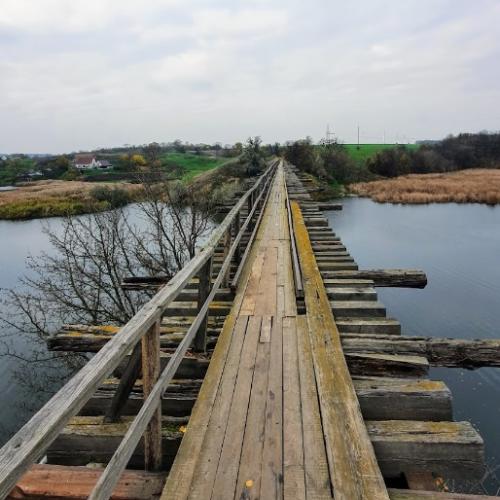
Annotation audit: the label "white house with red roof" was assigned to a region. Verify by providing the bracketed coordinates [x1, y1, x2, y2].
[73, 154, 111, 170]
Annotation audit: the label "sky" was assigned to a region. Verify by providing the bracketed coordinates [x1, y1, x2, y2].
[1, 0, 500, 153]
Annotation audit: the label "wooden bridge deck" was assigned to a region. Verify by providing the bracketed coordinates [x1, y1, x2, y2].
[162, 165, 387, 499]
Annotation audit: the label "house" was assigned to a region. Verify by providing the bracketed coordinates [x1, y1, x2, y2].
[98, 160, 112, 169]
[73, 154, 102, 170]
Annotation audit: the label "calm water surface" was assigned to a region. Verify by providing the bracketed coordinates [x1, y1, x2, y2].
[327, 198, 500, 492]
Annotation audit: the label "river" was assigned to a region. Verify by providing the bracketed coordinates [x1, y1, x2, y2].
[327, 197, 500, 493]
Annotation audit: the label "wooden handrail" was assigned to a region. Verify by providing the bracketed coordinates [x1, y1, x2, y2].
[283, 162, 304, 298]
[0, 161, 277, 499]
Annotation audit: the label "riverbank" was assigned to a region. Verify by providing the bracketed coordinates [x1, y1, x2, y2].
[0, 180, 143, 220]
[350, 168, 500, 204]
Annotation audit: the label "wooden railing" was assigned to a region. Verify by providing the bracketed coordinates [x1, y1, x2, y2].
[0, 160, 278, 499]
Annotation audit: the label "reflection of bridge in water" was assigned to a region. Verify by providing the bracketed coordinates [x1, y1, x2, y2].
[1, 160, 496, 499]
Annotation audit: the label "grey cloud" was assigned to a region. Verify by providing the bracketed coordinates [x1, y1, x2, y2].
[0, 0, 499, 152]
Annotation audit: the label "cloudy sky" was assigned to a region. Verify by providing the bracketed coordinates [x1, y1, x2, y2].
[1, 0, 499, 153]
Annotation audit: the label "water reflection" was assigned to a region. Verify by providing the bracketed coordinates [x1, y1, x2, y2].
[327, 197, 500, 493]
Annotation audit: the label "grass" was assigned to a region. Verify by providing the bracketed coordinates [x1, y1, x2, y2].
[161, 153, 229, 181]
[0, 180, 143, 220]
[344, 144, 419, 165]
[350, 169, 500, 205]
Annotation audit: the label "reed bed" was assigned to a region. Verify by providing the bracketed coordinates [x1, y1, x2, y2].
[350, 169, 500, 205]
[0, 180, 142, 219]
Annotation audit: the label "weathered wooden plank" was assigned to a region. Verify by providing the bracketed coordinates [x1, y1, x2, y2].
[367, 420, 484, 479]
[260, 311, 284, 499]
[295, 315, 332, 499]
[6, 464, 164, 500]
[388, 490, 499, 499]
[335, 317, 401, 335]
[331, 300, 386, 317]
[141, 321, 162, 471]
[346, 352, 429, 378]
[342, 336, 500, 368]
[353, 377, 452, 421]
[235, 317, 271, 499]
[329, 270, 428, 288]
[211, 316, 262, 499]
[282, 317, 306, 500]
[187, 316, 249, 499]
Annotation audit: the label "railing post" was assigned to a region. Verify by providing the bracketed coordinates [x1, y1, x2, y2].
[232, 210, 241, 263]
[247, 192, 253, 215]
[222, 229, 232, 287]
[193, 256, 213, 353]
[104, 342, 142, 423]
[142, 320, 162, 471]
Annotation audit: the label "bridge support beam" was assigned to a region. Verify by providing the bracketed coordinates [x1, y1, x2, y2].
[141, 320, 162, 471]
[193, 256, 213, 353]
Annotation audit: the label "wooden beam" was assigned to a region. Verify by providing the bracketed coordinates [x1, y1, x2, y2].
[342, 335, 500, 368]
[193, 256, 213, 353]
[6, 464, 164, 500]
[104, 342, 142, 423]
[329, 269, 427, 288]
[141, 321, 162, 471]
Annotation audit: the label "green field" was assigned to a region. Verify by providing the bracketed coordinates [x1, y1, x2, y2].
[344, 144, 419, 165]
[162, 153, 230, 181]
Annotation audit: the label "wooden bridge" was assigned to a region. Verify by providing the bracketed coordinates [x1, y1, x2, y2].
[1, 160, 499, 499]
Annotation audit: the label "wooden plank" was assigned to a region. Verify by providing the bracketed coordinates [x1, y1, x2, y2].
[260, 315, 272, 343]
[388, 490, 499, 499]
[235, 317, 272, 499]
[187, 316, 249, 499]
[211, 316, 262, 499]
[329, 270, 427, 288]
[353, 377, 452, 421]
[296, 315, 332, 499]
[7, 464, 164, 500]
[367, 420, 484, 479]
[282, 317, 306, 500]
[141, 320, 162, 471]
[259, 310, 284, 499]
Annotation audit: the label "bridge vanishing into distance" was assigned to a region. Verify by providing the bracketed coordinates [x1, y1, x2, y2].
[1, 159, 500, 499]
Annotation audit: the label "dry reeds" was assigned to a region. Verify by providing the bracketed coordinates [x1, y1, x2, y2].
[0, 180, 142, 219]
[350, 169, 500, 205]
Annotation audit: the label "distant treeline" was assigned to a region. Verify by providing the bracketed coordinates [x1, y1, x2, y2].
[368, 132, 500, 178]
[284, 132, 500, 183]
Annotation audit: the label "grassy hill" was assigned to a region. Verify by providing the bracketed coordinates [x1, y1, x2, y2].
[344, 144, 419, 165]
[161, 153, 230, 181]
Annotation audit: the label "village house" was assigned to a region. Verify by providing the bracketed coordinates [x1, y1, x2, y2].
[73, 154, 112, 170]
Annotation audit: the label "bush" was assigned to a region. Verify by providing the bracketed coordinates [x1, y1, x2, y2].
[90, 186, 131, 208]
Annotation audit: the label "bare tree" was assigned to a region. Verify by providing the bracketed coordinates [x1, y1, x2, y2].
[0, 181, 216, 345]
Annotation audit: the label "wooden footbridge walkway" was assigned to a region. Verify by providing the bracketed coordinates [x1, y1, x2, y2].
[1, 160, 499, 499]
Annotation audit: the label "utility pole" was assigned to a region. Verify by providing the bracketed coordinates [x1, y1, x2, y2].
[325, 124, 335, 145]
[357, 125, 360, 150]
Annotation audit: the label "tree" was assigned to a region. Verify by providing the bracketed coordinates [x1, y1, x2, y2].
[284, 138, 325, 177]
[0, 179, 217, 343]
[241, 137, 265, 176]
[143, 142, 162, 167]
